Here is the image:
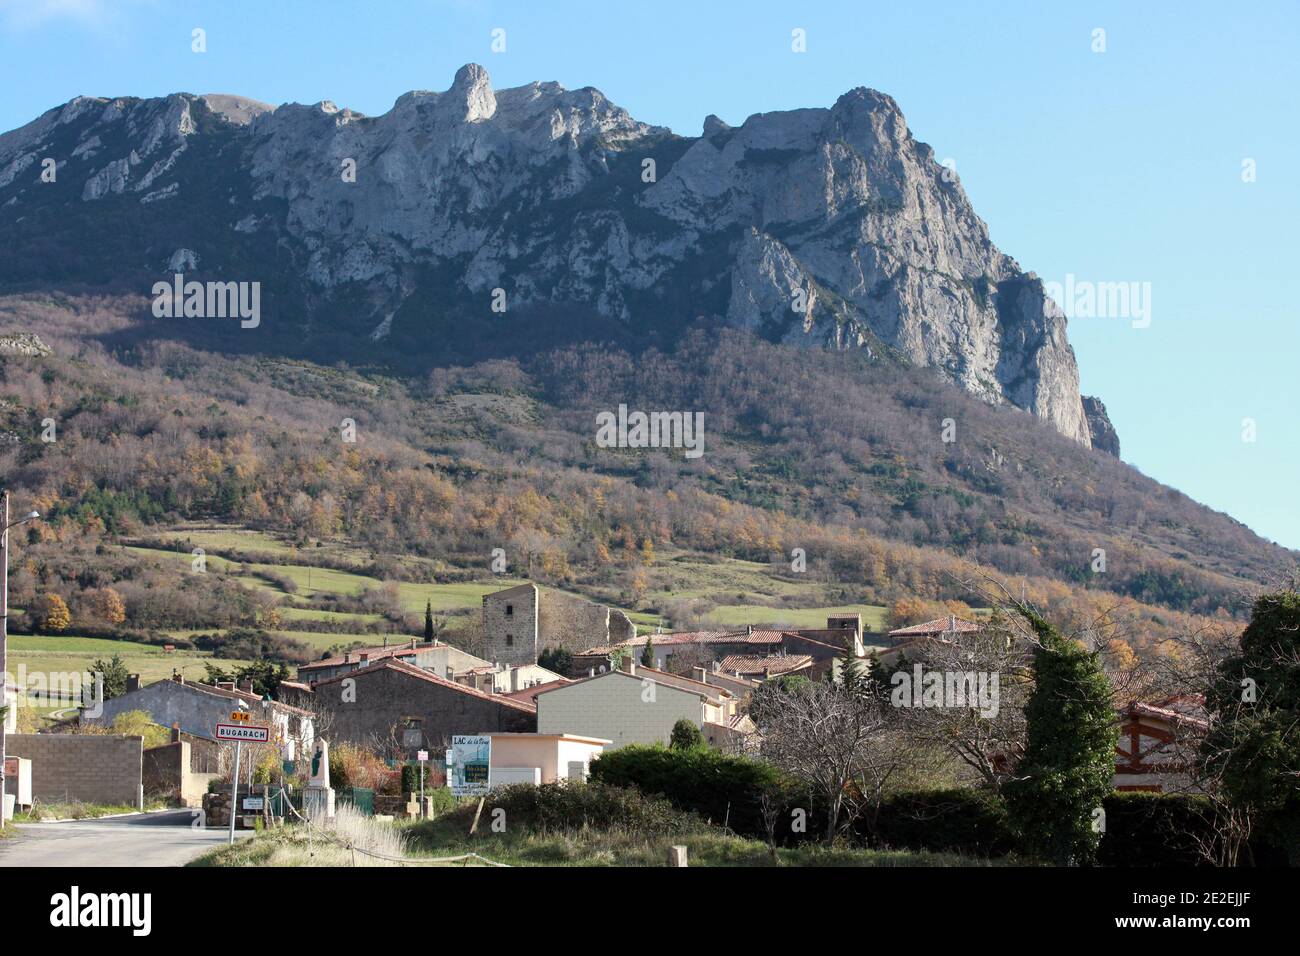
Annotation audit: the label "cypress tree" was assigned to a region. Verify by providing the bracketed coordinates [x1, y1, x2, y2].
[1005, 612, 1117, 865]
[424, 599, 434, 641]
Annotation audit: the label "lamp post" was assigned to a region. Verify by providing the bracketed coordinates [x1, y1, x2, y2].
[0, 490, 42, 830]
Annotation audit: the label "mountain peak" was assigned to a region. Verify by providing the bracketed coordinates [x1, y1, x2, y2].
[449, 63, 496, 121]
[0, 72, 1098, 447]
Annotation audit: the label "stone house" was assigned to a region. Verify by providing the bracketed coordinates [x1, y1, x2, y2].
[85, 674, 314, 755]
[308, 658, 537, 757]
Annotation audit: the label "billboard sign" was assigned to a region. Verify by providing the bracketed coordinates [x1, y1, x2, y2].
[448, 735, 491, 797]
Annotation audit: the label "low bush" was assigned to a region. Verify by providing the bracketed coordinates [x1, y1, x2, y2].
[589, 744, 788, 838]
[1097, 791, 1215, 867]
[865, 788, 1015, 857]
[479, 781, 705, 835]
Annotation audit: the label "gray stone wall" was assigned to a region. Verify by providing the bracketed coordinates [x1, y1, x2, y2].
[317, 665, 536, 756]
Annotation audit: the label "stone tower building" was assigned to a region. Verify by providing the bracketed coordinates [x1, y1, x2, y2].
[482, 582, 636, 667]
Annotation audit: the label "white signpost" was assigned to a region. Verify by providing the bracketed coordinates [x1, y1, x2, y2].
[416, 749, 428, 804]
[217, 715, 270, 844]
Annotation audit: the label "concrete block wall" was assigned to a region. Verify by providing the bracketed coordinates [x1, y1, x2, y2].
[7, 733, 143, 807]
[142, 740, 220, 807]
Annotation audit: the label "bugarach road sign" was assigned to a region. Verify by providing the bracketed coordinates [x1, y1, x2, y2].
[215, 723, 270, 742]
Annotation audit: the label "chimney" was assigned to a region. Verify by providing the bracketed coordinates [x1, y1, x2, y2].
[170, 723, 181, 744]
[410, 638, 417, 649]
[746, 624, 753, 635]
[359, 653, 369, 664]
[344, 652, 352, 663]
[238, 679, 254, 694]
[216, 681, 236, 692]
[126, 673, 141, 694]
[510, 667, 520, 693]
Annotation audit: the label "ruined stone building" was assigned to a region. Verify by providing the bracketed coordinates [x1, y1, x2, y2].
[482, 582, 636, 667]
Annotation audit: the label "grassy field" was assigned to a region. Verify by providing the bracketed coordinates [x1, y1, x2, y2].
[278, 606, 385, 627]
[704, 603, 890, 634]
[192, 814, 1004, 868]
[122, 525, 896, 639]
[8, 634, 257, 694]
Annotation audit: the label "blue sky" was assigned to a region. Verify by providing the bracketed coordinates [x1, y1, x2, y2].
[2, 0, 1297, 550]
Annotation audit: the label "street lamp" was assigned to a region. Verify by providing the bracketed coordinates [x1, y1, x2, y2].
[1, 491, 42, 830]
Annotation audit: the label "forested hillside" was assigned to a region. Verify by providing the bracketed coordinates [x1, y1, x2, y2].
[1, 294, 1292, 661]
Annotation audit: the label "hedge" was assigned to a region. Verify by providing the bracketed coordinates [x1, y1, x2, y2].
[863, 788, 1016, 857]
[480, 781, 703, 835]
[589, 744, 791, 838]
[1097, 791, 1216, 867]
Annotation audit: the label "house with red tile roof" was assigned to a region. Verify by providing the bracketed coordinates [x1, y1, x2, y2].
[304, 658, 536, 756]
[535, 660, 753, 750]
[1113, 695, 1208, 793]
[573, 617, 865, 679]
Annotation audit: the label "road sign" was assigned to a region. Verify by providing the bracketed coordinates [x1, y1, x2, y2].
[230, 710, 251, 721]
[215, 722, 269, 743]
[416, 749, 428, 762]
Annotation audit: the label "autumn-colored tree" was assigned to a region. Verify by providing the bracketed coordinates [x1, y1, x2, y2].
[30, 593, 72, 633]
[887, 597, 929, 630]
[84, 586, 126, 626]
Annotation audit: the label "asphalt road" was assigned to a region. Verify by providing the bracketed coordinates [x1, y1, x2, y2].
[0, 809, 249, 867]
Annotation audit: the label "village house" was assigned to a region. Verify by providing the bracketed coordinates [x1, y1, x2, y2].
[574, 616, 865, 678]
[535, 660, 754, 750]
[296, 638, 489, 683]
[484, 732, 611, 788]
[689, 664, 761, 704]
[874, 615, 983, 667]
[714, 653, 814, 680]
[86, 673, 315, 756]
[305, 657, 537, 756]
[1113, 695, 1208, 793]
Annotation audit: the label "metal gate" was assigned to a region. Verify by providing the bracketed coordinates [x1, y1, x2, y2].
[340, 787, 374, 815]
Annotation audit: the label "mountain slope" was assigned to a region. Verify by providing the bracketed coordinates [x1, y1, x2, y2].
[0, 65, 1105, 448]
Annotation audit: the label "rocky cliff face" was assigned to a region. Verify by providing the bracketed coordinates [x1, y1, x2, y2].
[1082, 396, 1121, 458]
[0, 64, 1102, 447]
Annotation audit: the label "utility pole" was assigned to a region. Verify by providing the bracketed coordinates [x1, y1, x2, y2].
[2, 492, 43, 831]
[1, 489, 9, 832]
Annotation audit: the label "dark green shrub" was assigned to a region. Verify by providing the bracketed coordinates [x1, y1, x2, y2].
[1097, 791, 1216, 867]
[401, 762, 434, 794]
[669, 719, 704, 750]
[481, 782, 703, 835]
[865, 788, 1015, 857]
[589, 744, 787, 838]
